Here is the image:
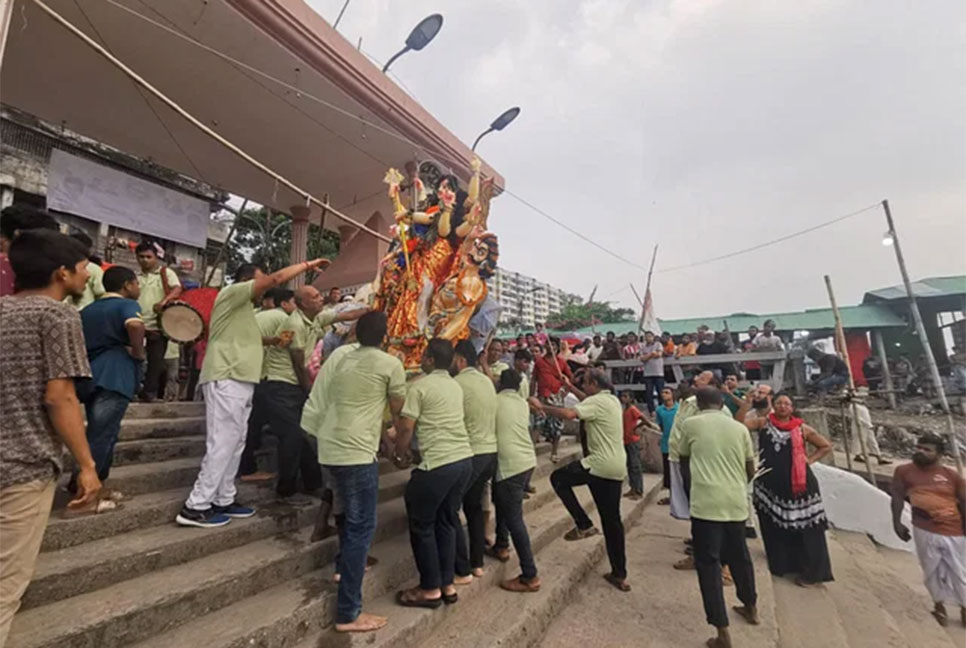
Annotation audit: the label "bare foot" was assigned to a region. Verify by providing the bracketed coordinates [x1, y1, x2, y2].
[471, 567, 484, 577]
[240, 471, 276, 483]
[733, 605, 760, 625]
[335, 612, 388, 633]
[453, 574, 474, 586]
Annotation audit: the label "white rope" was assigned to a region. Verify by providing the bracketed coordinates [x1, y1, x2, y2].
[30, 0, 392, 242]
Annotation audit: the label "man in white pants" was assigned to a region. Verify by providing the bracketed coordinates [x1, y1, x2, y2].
[891, 433, 966, 628]
[848, 397, 891, 465]
[177, 258, 330, 528]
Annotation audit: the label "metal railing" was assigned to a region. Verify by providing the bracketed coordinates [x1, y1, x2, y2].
[602, 350, 788, 392]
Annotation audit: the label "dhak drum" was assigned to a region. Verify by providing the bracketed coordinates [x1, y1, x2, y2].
[160, 301, 205, 343]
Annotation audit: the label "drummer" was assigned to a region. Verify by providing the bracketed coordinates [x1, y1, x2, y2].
[135, 242, 182, 402]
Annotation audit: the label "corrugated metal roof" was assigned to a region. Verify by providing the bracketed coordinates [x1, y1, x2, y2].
[863, 275, 966, 303]
[564, 303, 906, 337]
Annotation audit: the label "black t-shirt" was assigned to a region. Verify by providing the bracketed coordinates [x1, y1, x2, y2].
[818, 354, 849, 377]
[697, 341, 728, 355]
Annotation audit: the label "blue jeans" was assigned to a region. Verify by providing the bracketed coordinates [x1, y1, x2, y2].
[86, 389, 131, 481]
[813, 374, 847, 393]
[326, 462, 380, 624]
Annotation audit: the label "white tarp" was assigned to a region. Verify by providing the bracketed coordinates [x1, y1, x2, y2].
[47, 149, 209, 247]
[813, 463, 915, 552]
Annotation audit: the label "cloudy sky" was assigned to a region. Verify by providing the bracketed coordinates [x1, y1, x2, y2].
[309, 0, 965, 320]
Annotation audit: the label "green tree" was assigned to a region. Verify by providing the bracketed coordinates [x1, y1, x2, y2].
[225, 207, 340, 283]
[546, 301, 635, 330]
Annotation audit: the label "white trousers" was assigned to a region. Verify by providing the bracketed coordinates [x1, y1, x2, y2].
[668, 460, 690, 520]
[914, 526, 966, 607]
[849, 404, 882, 457]
[186, 380, 255, 510]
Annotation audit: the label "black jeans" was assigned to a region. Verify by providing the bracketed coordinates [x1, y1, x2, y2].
[550, 460, 626, 579]
[405, 458, 472, 590]
[262, 381, 322, 496]
[642, 376, 664, 413]
[691, 518, 757, 628]
[662, 452, 670, 489]
[455, 453, 497, 575]
[142, 330, 168, 399]
[624, 441, 643, 494]
[494, 469, 537, 581]
[239, 381, 268, 476]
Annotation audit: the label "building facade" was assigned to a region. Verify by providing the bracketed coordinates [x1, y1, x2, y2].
[487, 267, 579, 329]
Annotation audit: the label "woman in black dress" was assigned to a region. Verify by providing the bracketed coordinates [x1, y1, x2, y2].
[739, 392, 834, 586]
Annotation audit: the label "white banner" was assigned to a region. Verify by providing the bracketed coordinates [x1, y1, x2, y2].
[47, 149, 209, 247]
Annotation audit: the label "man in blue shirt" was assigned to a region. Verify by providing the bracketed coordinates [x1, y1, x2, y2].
[655, 386, 679, 504]
[72, 266, 145, 499]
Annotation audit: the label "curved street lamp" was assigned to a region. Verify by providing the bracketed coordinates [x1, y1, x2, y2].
[472, 107, 521, 151]
[382, 14, 444, 73]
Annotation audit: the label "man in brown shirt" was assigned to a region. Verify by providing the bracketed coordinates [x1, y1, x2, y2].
[891, 433, 966, 627]
[0, 230, 102, 643]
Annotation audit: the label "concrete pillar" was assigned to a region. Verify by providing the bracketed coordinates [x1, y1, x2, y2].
[873, 330, 897, 409]
[290, 205, 310, 288]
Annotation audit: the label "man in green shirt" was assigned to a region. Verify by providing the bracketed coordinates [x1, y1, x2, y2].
[304, 311, 405, 633]
[678, 388, 759, 647]
[261, 285, 327, 501]
[533, 369, 631, 593]
[452, 340, 499, 581]
[66, 232, 104, 310]
[490, 369, 541, 593]
[393, 338, 474, 608]
[177, 258, 330, 529]
[135, 242, 182, 401]
[239, 288, 295, 483]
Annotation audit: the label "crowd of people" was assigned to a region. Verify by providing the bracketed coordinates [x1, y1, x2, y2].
[1, 204, 963, 645]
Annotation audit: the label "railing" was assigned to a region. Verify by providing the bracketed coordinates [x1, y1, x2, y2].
[602, 350, 788, 392]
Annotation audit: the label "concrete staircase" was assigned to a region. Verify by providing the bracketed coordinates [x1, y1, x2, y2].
[6, 402, 595, 648]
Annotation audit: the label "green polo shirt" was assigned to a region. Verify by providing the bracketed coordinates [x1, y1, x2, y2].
[254, 308, 289, 379]
[302, 342, 360, 438]
[495, 390, 537, 481]
[199, 280, 260, 384]
[668, 396, 732, 461]
[455, 367, 498, 455]
[136, 266, 180, 330]
[401, 369, 473, 471]
[678, 409, 754, 522]
[263, 309, 319, 385]
[574, 390, 627, 481]
[312, 345, 407, 465]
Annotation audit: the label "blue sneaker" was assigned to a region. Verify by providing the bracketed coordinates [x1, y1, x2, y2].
[176, 506, 231, 528]
[212, 502, 256, 519]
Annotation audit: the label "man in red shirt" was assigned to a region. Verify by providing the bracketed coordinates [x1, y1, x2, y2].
[532, 338, 574, 463]
[620, 391, 647, 500]
[1, 205, 60, 297]
[891, 433, 966, 627]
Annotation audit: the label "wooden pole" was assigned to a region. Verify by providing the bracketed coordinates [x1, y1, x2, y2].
[882, 199, 962, 474]
[636, 244, 659, 333]
[872, 330, 897, 410]
[825, 275, 877, 484]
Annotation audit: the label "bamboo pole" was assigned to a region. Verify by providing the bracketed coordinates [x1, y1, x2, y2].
[30, 0, 391, 244]
[636, 245, 659, 333]
[881, 199, 962, 474]
[824, 275, 877, 484]
[872, 330, 897, 410]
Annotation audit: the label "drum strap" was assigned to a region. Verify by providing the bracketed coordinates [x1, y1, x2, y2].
[160, 265, 172, 295]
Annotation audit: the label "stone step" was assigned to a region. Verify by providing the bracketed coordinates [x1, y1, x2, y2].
[22, 471, 411, 609]
[93, 456, 203, 496]
[124, 451, 581, 648]
[117, 416, 205, 441]
[8, 449, 579, 648]
[771, 565, 851, 648]
[124, 401, 206, 419]
[111, 436, 207, 466]
[41, 482, 275, 552]
[833, 531, 962, 648]
[420, 476, 661, 648]
[822, 530, 911, 648]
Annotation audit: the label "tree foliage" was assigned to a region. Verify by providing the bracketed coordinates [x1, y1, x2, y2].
[546, 301, 636, 330]
[225, 207, 340, 283]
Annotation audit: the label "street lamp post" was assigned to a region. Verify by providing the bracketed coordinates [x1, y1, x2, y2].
[881, 199, 963, 473]
[382, 14, 443, 73]
[472, 107, 521, 152]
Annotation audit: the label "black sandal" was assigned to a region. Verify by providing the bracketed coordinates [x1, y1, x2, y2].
[442, 591, 458, 605]
[396, 588, 442, 609]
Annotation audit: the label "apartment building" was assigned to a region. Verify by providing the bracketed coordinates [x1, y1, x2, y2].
[487, 267, 579, 329]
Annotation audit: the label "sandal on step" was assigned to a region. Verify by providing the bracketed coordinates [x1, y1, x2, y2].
[396, 588, 442, 609]
[603, 573, 631, 592]
[564, 526, 599, 541]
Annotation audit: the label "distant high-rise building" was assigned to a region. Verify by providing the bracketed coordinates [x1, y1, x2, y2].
[487, 267, 580, 329]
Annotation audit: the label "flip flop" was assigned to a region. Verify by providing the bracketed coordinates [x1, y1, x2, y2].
[442, 591, 458, 605]
[931, 609, 948, 627]
[564, 526, 599, 541]
[603, 573, 631, 592]
[485, 546, 511, 562]
[396, 589, 442, 609]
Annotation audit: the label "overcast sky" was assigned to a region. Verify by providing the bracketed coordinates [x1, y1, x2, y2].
[308, 0, 965, 320]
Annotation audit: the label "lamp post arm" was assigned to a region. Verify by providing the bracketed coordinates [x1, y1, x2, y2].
[472, 127, 494, 152]
[382, 46, 409, 73]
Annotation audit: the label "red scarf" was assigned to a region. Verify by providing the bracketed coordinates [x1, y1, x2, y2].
[768, 412, 808, 496]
